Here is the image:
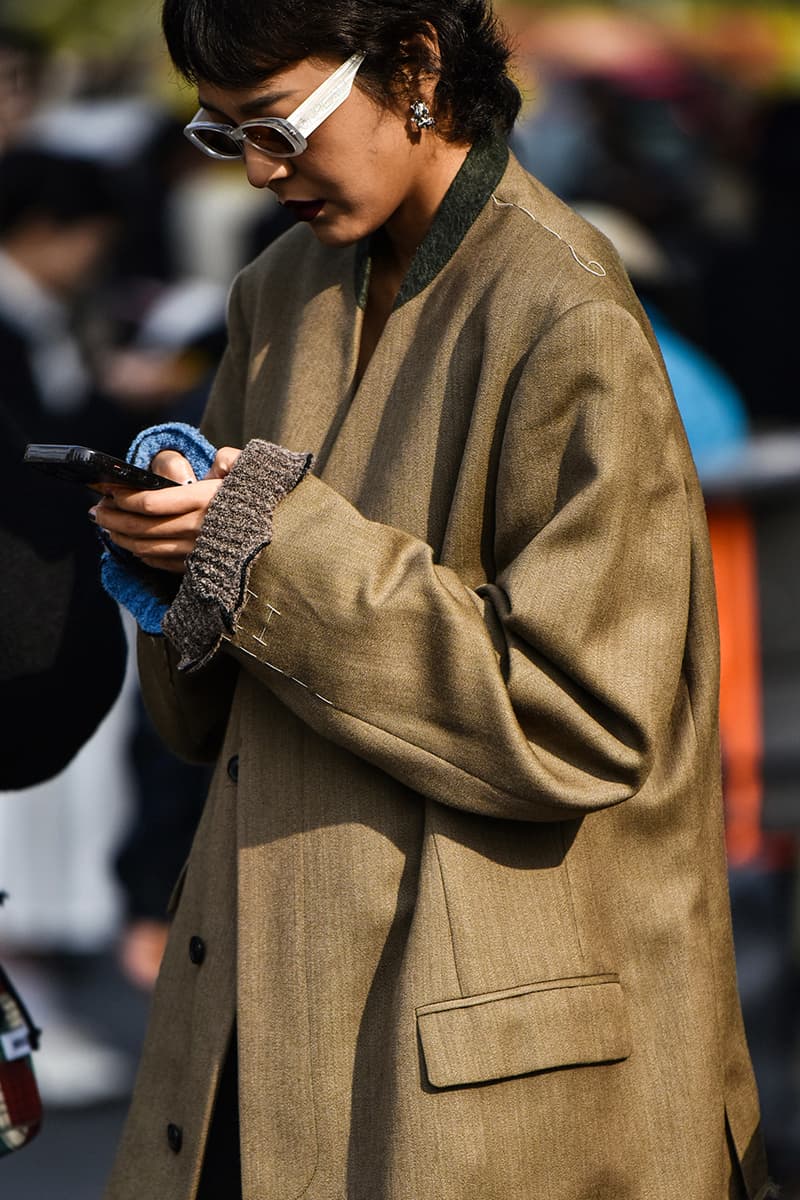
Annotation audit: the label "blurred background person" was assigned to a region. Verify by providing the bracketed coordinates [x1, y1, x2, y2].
[698, 91, 800, 430]
[0, 396, 130, 1140]
[0, 145, 132, 452]
[0, 22, 48, 150]
[0, 146, 140, 1112]
[0, 12, 247, 1190]
[0, 404, 128, 791]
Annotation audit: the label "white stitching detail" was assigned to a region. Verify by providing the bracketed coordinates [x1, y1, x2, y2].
[491, 194, 607, 278]
[232, 640, 334, 707]
[247, 603, 282, 645]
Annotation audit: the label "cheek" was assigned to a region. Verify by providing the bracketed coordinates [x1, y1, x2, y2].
[337, 145, 410, 210]
[313, 112, 410, 194]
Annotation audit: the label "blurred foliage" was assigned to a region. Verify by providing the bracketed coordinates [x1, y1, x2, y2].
[1, 0, 797, 95]
[0, 0, 185, 105]
[1, 0, 161, 53]
[500, 2, 800, 91]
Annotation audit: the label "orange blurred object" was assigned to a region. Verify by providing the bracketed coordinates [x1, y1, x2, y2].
[707, 504, 795, 870]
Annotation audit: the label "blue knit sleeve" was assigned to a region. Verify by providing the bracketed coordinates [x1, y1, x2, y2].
[99, 423, 217, 635]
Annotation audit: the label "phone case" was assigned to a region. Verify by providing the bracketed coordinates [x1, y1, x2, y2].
[23, 445, 179, 490]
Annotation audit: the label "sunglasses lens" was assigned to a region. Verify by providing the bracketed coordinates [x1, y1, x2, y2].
[243, 125, 297, 157]
[192, 128, 241, 158]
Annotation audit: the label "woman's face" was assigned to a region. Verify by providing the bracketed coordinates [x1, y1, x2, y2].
[195, 57, 430, 247]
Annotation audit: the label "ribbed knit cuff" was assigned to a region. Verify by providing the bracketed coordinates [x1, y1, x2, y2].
[99, 422, 218, 635]
[163, 439, 313, 671]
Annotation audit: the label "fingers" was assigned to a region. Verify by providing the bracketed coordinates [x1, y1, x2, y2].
[205, 447, 242, 481]
[92, 514, 199, 561]
[91, 476, 225, 573]
[89, 446, 235, 577]
[92, 506, 206, 540]
[99, 478, 222, 517]
[151, 450, 197, 484]
[139, 552, 190, 575]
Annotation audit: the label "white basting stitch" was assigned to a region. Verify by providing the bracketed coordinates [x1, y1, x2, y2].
[252, 603, 283, 645]
[491, 194, 607, 278]
[231, 639, 334, 707]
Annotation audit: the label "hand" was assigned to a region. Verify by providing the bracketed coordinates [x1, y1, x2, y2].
[118, 920, 170, 991]
[91, 447, 242, 574]
[205, 446, 242, 480]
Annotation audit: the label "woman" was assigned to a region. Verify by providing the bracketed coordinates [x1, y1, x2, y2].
[97, 1, 769, 1197]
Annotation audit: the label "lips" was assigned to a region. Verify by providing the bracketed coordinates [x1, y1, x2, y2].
[282, 199, 325, 222]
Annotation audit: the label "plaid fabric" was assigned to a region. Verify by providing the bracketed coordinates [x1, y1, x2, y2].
[0, 962, 42, 1157]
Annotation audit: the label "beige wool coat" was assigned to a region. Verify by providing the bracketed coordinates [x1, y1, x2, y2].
[105, 140, 769, 1200]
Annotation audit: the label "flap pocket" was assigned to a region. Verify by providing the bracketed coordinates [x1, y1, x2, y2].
[417, 973, 630, 1089]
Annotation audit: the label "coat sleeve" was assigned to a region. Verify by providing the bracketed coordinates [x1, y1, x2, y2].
[165, 300, 700, 820]
[136, 632, 237, 765]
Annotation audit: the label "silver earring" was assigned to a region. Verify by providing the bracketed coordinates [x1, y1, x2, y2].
[409, 100, 436, 130]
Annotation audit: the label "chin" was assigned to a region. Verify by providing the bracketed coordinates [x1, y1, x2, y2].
[310, 211, 378, 248]
[311, 225, 360, 248]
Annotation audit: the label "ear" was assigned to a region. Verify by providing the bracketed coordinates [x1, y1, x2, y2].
[397, 25, 442, 107]
[397, 25, 445, 139]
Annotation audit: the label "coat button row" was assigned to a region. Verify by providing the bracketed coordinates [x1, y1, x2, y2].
[227, 755, 239, 783]
[189, 936, 206, 965]
[167, 1122, 183, 1153]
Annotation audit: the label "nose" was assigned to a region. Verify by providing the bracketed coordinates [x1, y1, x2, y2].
[242, 144, 293, 189]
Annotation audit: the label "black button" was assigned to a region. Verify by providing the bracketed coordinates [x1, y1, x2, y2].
[189, 936, 206, 965]
[167, 1123, 183, 1153]
[227, 755, 239, 783]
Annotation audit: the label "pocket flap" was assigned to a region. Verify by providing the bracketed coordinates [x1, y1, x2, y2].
[417, 974, 630, 1089]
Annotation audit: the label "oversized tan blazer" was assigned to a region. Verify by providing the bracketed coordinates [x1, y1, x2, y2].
[105, 141, 769, 1199]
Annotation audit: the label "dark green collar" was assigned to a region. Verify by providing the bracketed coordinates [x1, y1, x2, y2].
[355, 135, 509, 311]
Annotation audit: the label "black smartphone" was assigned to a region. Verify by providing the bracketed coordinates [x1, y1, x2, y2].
[23, 444, 181, 490]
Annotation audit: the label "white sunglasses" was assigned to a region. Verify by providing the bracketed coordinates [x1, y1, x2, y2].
[184, 52, 366, 160]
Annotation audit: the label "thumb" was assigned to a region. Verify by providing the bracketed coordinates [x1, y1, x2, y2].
[151, 450, 197, 485]
[205, 447, 242, 481]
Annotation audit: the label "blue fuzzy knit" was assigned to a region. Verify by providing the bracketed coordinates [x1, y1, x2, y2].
[99, 423, 217, 634]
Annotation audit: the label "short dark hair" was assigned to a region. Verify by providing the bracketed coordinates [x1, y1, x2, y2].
[0, 148, 123, 237]
[161, 0, 521, 143]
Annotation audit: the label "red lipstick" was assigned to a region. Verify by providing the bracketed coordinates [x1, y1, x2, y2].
[283, 200, 325, 222]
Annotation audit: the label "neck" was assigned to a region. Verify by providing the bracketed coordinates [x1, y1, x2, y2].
[381, 137, 471, 278]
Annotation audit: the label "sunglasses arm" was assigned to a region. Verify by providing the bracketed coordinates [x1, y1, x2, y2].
[290, 52, 365, 138]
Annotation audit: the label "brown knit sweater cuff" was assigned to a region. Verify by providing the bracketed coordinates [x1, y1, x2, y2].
[163, 438, 314, 672]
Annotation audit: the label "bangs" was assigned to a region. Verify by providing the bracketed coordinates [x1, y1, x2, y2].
[162, 0, 307, 87]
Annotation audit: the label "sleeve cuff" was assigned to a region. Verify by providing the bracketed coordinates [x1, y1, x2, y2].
[163, 439, 314, 671]
[99, 422, 219, 635]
